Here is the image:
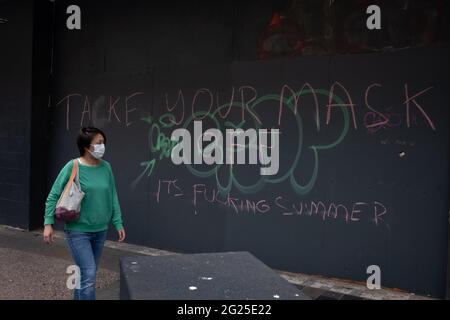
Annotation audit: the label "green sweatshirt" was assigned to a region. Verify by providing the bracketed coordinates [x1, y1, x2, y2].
[44, 158, 124, 232]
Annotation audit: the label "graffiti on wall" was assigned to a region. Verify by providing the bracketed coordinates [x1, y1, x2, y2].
[131, 82, 435, 190]
[54, 79, 436, 227]
[257, 0, 449, 58]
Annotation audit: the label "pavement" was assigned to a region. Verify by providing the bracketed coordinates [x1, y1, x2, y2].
[0, 224, 435, 300]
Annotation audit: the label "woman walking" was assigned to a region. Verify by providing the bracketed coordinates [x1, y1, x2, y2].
[43, 126, 126, 300]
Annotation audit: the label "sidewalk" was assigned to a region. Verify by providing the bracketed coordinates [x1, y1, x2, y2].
[0, 225, 433, 300]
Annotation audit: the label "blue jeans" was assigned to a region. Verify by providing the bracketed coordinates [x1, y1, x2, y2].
[64, 230, 108, 300]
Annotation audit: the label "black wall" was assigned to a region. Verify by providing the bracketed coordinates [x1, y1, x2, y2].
[46, 0, 450, 298]
[29, 0, 53, 229]
[0, 0, 53, 230]
[0, 0, 34, 229]
[0, 0, 448, 298]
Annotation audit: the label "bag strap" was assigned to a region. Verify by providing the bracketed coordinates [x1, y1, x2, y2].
[60, 159, 78, 200]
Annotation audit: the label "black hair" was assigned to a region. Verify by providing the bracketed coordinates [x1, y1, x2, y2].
[76, 126, 107, 156]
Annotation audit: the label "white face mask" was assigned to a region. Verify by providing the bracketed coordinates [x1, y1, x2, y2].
[87, 143, 105, 159]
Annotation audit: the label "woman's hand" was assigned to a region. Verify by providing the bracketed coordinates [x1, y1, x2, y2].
[118, 228, 126, 242]
[43, 224, 54, 244]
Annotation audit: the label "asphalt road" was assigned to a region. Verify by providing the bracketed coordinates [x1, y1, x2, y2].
[0, 226, 138, 300]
